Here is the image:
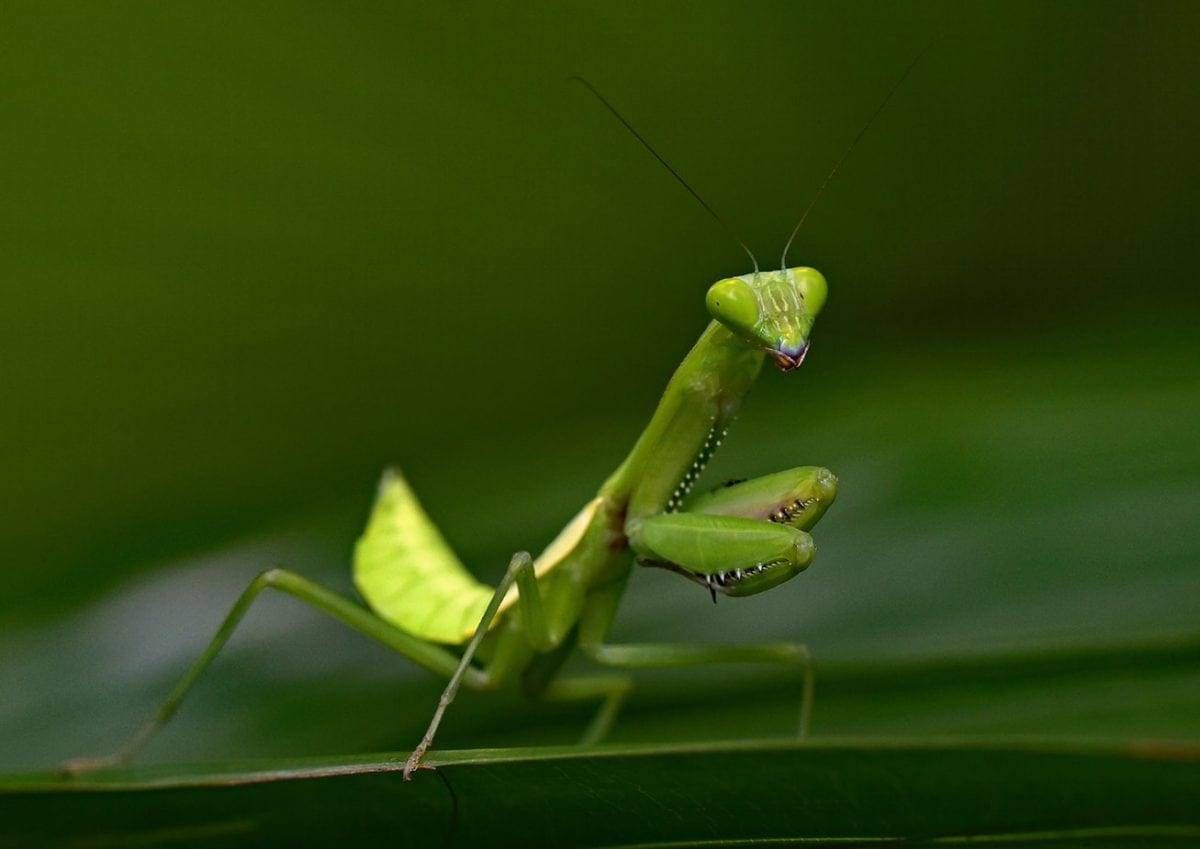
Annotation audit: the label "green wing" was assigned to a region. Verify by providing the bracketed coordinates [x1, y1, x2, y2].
[353, 469, 492, 645]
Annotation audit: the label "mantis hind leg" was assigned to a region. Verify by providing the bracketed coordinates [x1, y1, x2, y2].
[61, 568, 475, 777]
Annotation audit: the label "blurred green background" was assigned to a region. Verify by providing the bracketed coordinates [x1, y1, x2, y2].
[2, 2, 1198, 772]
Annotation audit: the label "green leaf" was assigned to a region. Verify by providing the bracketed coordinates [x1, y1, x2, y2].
[4, 739, 1200, 848]
[4, 636, 1200, 846]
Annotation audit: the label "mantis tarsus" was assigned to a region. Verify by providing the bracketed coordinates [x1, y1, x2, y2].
[63, 68, 920, 780]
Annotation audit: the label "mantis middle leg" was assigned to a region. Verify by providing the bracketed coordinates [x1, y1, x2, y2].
[541, 674, 634, 744]
[576, 578, 815, 738]
[402, 550, 585, 777]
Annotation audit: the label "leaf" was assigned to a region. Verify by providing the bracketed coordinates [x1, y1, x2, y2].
[3, 739, 1199, 848]
[4, 635, 1200, 847]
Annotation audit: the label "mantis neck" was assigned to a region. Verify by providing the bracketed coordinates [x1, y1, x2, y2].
[600, 321, 765, 527]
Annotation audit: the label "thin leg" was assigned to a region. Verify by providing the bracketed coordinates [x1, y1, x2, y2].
[583, 641, 814, 737]
[541, 674, 634, 745]
[577, 584, 815, 737]
[402, 551, 538, 779]
[61, 568, 474, 776]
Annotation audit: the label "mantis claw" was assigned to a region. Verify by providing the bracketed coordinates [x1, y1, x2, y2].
[402, 742, 437, 781]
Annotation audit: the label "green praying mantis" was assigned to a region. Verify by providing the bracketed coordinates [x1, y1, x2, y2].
[63, 70, 919, 781]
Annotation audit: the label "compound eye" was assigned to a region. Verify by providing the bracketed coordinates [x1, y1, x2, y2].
[705, 278, 758, 332]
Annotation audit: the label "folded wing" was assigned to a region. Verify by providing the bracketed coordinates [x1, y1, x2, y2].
[353, 469, 493, 645]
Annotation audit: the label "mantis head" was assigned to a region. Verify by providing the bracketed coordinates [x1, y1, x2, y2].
[706, 268, 828, 371]
[577, 61, 919, 373]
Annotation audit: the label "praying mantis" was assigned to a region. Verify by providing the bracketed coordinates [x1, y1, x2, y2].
[63, 68, 920, 781]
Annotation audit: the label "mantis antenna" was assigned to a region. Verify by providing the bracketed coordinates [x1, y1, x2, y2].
[779, 49, 928, 271]
[571, 75, 760, 273]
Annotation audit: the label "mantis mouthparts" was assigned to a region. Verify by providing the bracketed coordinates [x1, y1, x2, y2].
[771, 343, 809, 372]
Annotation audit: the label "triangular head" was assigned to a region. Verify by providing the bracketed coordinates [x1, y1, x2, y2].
[706, 267, 828, 371]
